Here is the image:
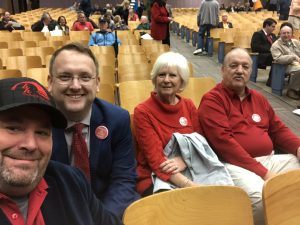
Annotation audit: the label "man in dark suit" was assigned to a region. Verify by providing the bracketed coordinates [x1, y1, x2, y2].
[31, 12, 56, 32]
[217, 14, 233, 28]
[47, 42, 138, 219]
[251, 18, 277, 86]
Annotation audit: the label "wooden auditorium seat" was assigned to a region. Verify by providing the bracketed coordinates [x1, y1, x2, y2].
[123, 186, 254, 225]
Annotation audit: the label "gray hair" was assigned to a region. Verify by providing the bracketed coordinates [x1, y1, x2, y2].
[223, 48, 252, 66]
[151, 52, 190, 91]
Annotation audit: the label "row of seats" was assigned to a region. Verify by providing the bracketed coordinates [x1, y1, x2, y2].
[123, 169, 300, 225]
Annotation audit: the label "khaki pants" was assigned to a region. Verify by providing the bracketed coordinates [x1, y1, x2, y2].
[288, 16, 300, 30]
[225, 153, 300, 225]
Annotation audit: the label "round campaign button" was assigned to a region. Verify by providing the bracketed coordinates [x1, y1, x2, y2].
[252, 114, 261, 123]
[179, 117, 188, 126]
[95, 126, 109, 139]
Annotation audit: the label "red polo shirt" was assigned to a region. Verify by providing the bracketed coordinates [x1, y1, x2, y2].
[198, 83, 300, 178]
[0, 178, 48, 225]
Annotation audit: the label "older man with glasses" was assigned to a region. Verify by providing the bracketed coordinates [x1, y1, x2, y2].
[47, 42, 138, 219]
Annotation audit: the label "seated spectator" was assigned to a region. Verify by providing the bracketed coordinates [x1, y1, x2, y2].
[128, 8, 139, 21]
[235, 2, 245, 12]
[55, 16, 70, 35]
[217, 13, 233, 28]
[91, 3, 102, 15]
[114, 0, 130, 25]
[0, 77, 122, 225]
[88, 17, 121, 46]
[114, 15, 129, 30]
[279, 0, 289, 20]
[271, 22, 300, 100]
[198, 48, 300, 225]
[72, 11, 94, 32]
[226, 2, 237, 12]
[135, 15, 150, 30]
[251, 18, 277, 87]
[69, 1, 80, 11]
[104, 10, 115, 30]
[244, 2, 252, 13]
[133, 52, 201, 197]
[31, 12, 56, 32]
[0, 11, 25, 31]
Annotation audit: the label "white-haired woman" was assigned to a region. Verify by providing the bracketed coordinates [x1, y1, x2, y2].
[134, 52, 200, 197]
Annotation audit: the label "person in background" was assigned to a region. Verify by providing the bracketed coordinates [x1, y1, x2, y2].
[72, 11, 94, 32]
[198, 48, 300, 225]
[271, 22, 300, 100]
[128, 8, 139, 21]
[48, 43, 136, 218]
[288, 0, 300, 29]
[0, 11, 25, 31]
[89, 17, 121, 46]
[69, 1, 80, 12]
[114, 0, 130, 25]
[134, 52, 200, 197]
[193, 0, 219, 56]
[136, 0, 145, 19]
[278, 0, 291, 20]
[251, 18, 277, 87]
[55, 16, 70, 35]
[79, 0, 92, 18]
[135, 15, 150, 30]
[151, 0, 173, 46]
[114, 15, 129, 30]
[217, 13, 233, 29]
[104, 11, 115, 30]
[31, 12, 56, 32]
[0, 77, 123, 225]
[91, 3, 102, 15]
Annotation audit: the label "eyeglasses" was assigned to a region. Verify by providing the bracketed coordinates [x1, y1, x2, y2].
[54, 74, 97, 85]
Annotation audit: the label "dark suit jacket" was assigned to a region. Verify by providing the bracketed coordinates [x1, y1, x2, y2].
[0, 161, 122, 225]
[51, 98, 138, 218]
[251, 30, 277, 67]
[0, 19, 25, 32]
[31, 20, 56, 32]
[217, 22, 233, 28]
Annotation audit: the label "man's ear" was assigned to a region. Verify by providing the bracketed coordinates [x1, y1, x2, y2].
[47, 74, 53, 93]
[96, 75, 100, 92]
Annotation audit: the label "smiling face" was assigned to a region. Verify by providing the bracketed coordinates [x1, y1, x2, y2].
[222, 49, 252, 95]
[0, 106, 52, 196]
[48, 50, 99, 122]
[155, 66, 182, 104]
[280, 25, 293, 43]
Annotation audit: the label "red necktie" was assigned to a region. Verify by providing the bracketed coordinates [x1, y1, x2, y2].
[267, 35, 273, 45]
[71, 123, 90, 180]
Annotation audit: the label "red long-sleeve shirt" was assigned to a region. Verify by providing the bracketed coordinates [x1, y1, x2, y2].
[134, 92, 200, 194]
[198, 83, 300, 178]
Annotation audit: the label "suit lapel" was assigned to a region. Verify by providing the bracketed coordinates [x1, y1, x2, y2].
[51, 128, 70, 164]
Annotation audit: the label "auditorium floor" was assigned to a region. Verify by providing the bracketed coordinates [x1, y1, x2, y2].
[170, 33, 300, 136]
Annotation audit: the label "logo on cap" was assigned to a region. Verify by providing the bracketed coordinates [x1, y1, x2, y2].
[11, 81, 49, 102]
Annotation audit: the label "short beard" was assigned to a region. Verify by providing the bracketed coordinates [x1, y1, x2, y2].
[0, 165, 40, 187]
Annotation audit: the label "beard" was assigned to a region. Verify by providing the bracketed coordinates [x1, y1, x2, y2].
[0, 163, 40, 187]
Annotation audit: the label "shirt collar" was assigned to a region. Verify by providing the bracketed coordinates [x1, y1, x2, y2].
[0, 178, 48, 200]
[221, 82, 251, 99]
[66, 107, 92, 130]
